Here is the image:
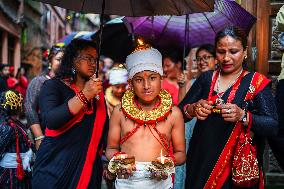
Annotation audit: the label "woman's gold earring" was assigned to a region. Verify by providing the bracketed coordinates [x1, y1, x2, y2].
[48, 63, 52, 70]
[244, 55, 247, 60]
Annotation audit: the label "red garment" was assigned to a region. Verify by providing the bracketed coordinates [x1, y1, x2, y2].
[15, 76, 28, 97]
[7, 77, 18, 89]
[162, 79, 179, 105]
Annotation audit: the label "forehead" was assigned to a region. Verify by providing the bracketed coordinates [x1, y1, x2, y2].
[112, 83, 127, 87]
[197, 49, 211, 56]
[80, 47, 97, 56]
[217, 36, 242, 48]
[2, 67, 9, 71]
[163, 57, 174, 65]
[55, 51, 64, 58]
[133, 70, 160, 78]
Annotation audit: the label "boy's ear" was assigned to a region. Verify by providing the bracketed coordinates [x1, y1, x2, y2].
[128, 79, 133, 89]
[177, 61, 182, 70]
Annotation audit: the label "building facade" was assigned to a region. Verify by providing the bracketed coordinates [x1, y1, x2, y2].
[0, 0, 67, 78]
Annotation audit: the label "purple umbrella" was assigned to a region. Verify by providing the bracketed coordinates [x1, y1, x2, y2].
[123, 0, 257, 49]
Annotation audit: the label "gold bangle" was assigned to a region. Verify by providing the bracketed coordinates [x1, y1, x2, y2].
[184, 104, 193, 118]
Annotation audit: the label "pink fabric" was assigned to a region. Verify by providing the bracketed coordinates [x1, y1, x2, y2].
[162, 79, 179, 105]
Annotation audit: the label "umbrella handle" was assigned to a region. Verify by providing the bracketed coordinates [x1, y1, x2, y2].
[96, 0, 106, 78]
[182, 15, 190, 71]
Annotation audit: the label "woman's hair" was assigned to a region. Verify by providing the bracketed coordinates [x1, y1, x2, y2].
[162, 47, 183, 64]
[215, 26, 248, 49]
[196, 44, 216, 58]
[48, 45, 65, 62]
[0, 90, 23, 122]
[55, 39, 97, 80]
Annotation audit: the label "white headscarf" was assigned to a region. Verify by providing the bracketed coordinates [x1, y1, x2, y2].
[125, 48, 163, 79]
[109, 68, 128, 85]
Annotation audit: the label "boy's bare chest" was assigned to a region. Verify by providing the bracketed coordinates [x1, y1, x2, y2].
[120, 116, 173, 140]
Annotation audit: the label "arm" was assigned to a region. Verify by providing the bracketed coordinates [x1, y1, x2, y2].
[178, 72, 210, 122]
[171, 106, 186, 165]
[178, 82, 189, 104]
[250, 85, 278, 137]
[39, 80, 76, 130]
[177, 72, 189, 103]
[24, 78, 44, 149]
[105, 105, 122, 160]
[24, 78, 42, 127]
[40, 78, 103, 130]
[19, 76, 28, 88]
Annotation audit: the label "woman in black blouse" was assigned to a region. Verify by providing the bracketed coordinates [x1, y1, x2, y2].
[179, 26, 278, 189]
[32, 39, 108, 189]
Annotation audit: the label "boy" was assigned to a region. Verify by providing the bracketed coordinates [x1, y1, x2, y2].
[106, 43, 186, 189]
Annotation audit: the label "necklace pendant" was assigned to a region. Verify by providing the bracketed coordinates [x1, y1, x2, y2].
[215, 97, 224, 105]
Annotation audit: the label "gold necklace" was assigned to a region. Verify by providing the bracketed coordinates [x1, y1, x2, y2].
[105, 87, 120, 107]
[121, 89, 173, 124]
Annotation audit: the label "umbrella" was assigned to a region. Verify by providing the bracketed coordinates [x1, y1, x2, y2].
[34, 0, 214, 16]
[35, 0, 215, 77]
[91, 17, 134, 63]
[123, 0, 257, 49]
[59, 31, 96, 46]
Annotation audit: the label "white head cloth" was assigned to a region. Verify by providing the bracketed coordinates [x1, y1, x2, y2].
[109, 68, 128, 85]
[125, 48, 163, 79]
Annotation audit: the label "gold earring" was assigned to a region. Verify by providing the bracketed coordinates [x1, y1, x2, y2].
[48, 63, 52, 70]
[244, 55, 247, 59]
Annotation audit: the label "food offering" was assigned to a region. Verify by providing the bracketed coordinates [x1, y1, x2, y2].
[108, 152, 136, 175]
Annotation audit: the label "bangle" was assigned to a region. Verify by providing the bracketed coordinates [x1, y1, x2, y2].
[77, 90, 89, 104]
[35, 136, 45, 141]
[184, 104, 193, 118]
[76, 91, 89, 110]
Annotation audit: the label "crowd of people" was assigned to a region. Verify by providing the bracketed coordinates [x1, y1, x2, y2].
[0, 18, 284, 189]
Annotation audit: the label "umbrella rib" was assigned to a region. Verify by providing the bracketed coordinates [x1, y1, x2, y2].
[146, 0, 156, 16]
[156, 16, 172, 44]
[202, 13, 217, 34]
[182, 0, 192, 13]
[129, 0, 135, 17]
[80, 0, 86, 12]
[215, 0, 236, 27]
[169, 0, 182, 15]
[132, 17, 154, 35]
[200, 0, 214, 12]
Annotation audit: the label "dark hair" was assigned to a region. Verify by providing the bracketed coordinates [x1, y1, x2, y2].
[215, 26, 248, 49]
[48, 45, 65, 62]
[162, 48, 183, 64]
[55, 39, 97, 80]
[0, 64, 10, 72]
[196, 44, 216, 57]
[0, 90, 23, 122]
[15, 67, 25, 78]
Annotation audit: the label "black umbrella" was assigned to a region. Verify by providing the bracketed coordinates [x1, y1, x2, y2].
[92, 18, 134, 63]
[35, 0, 214, 16]
[35, 0, 215, 77]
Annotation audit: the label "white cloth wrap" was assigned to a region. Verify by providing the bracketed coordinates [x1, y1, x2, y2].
[0, 148, 33, 171]
[126, 48, 163, 79]
[115, 162, 174, 189]
[109, 68, 128, 85]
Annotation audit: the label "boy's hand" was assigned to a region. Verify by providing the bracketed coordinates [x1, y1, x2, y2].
[150, 171, 168, 181]
[103, 164, 116, 181]
[116, 166, 136, 179]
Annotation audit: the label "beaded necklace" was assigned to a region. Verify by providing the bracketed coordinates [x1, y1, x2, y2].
[120, 89, 173, 153]
[208, 69, 245, 104]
